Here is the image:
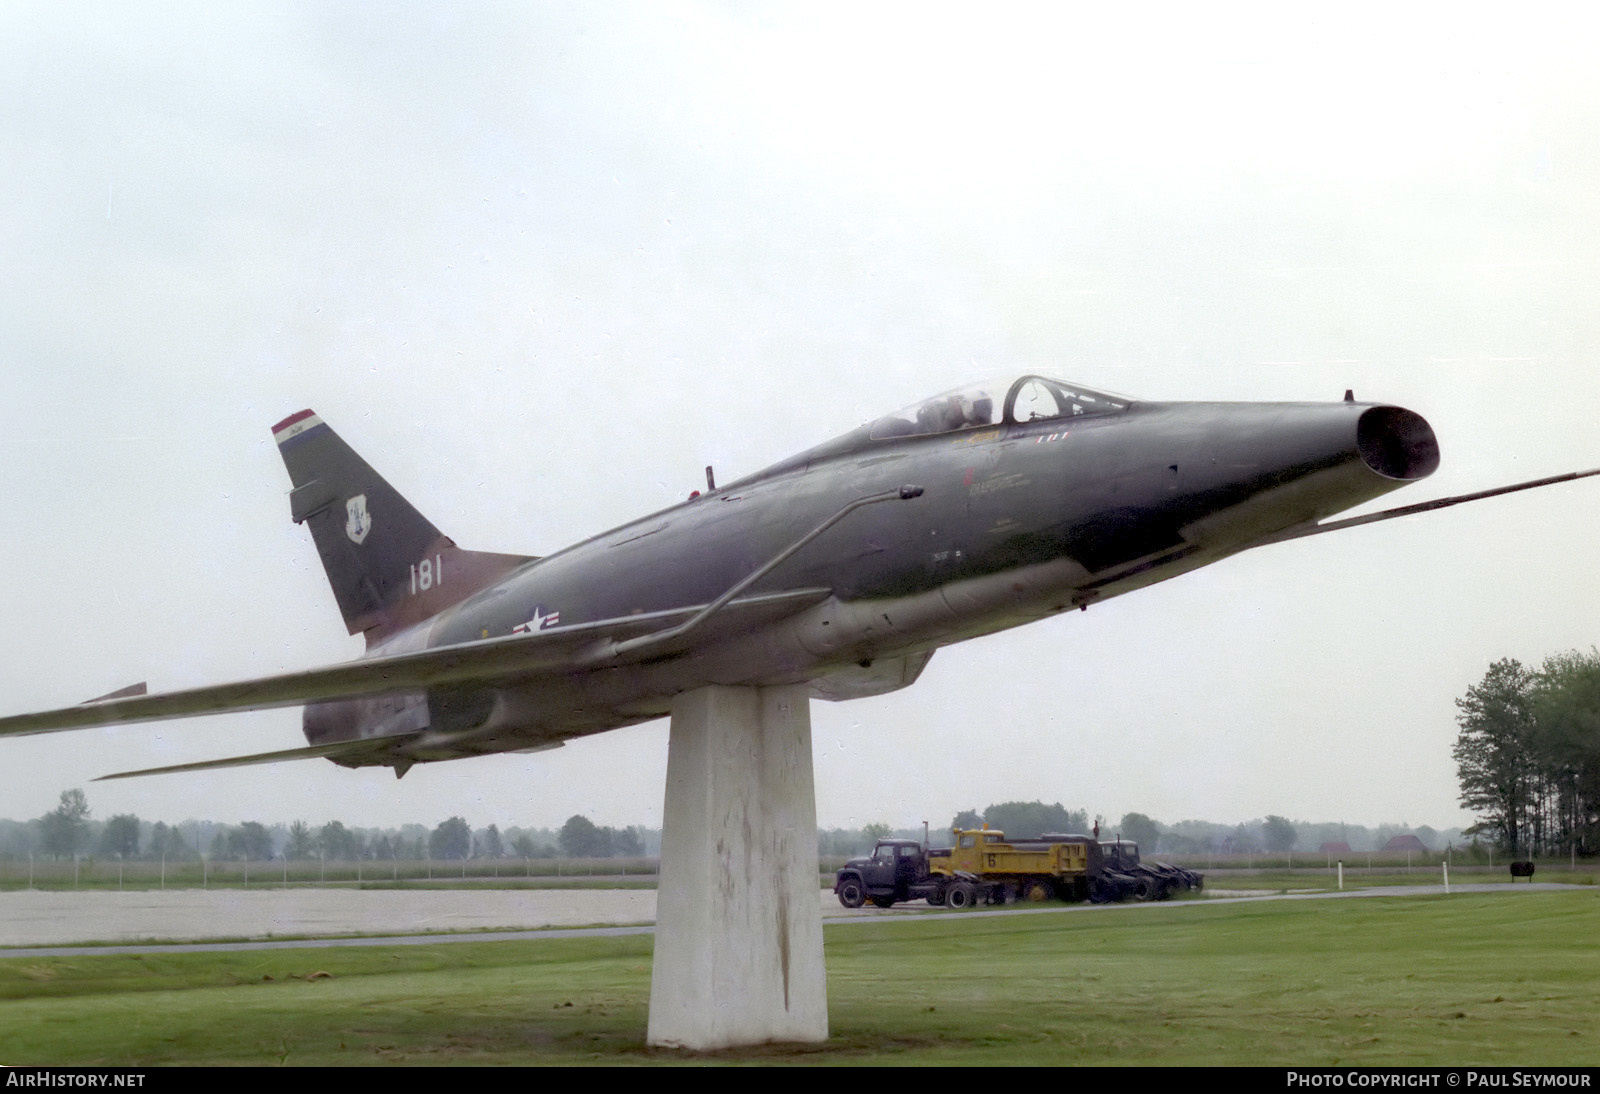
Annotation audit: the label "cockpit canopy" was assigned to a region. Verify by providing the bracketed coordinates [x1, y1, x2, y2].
[868, 375, 1130, 440]
[729, 375, 1135, 489]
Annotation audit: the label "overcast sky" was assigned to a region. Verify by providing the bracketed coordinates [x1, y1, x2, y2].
[2, 3, 1597, 836]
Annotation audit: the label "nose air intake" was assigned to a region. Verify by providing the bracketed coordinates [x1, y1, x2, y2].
[1357, 407, 1439, 481]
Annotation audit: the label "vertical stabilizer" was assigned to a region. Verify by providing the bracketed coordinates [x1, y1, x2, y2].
[271, 410, 534, 643]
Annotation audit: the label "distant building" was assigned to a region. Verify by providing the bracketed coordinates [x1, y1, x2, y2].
[1383, 834, 1429, 853]
[1319, 841, 1352, 855]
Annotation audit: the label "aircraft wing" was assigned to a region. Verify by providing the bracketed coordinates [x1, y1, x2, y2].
[0, 588, 830, 740]
[92, 734, 565, 782]
[93, 738, 417, 781]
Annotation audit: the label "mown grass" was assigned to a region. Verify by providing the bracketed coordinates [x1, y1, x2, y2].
[1199, 866, 1598, 892]
[1, 891, 1595, 1065]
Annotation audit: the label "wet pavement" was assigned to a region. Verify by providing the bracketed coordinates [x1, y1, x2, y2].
[0, 881, 1584, 958]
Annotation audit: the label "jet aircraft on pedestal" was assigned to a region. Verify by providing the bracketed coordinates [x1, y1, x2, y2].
[0, 374, 1592, 776]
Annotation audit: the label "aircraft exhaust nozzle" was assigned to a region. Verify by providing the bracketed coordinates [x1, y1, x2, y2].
[1357, 407, 1439, 481]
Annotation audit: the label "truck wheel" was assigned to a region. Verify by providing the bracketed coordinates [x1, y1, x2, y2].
[945, 880, 978, 909]
[1024, 879, 1055, 902]
[837, 878, 866, 909]
[1132, 875, 1158, 902]
[870, 896, 896, 909]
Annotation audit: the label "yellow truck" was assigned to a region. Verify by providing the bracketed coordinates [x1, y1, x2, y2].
[929, 827, 1098, 907]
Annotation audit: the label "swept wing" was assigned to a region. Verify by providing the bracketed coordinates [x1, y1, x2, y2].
[0, 589, 829, 740]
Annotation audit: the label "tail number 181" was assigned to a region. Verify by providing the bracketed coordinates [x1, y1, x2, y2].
[410, 555, 443, 595]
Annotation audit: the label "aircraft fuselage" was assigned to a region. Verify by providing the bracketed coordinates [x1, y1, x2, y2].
[306, 394, 1439, 764]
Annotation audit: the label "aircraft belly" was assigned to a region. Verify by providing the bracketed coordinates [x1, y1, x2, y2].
[303, 691, 428, 746]
[806, 651, 936, 701]
[303, 613, 437, 747]
[743, 557, 1095, 668]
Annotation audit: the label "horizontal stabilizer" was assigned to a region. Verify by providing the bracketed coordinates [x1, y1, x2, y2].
[0, 587, 830, 740]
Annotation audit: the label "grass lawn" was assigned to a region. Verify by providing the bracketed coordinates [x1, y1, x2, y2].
[2, 890, 1595, 1065]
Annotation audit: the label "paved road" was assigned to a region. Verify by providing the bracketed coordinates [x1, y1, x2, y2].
[0, 886, 660, 950]
[0, 882, 1584, 960]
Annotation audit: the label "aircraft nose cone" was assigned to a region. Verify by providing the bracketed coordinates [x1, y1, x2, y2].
[1357, 406, 1438, 480]
[1133, 400, 1444, 559]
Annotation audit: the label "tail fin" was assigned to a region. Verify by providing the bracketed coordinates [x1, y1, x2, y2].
[272, 410, 535, 644]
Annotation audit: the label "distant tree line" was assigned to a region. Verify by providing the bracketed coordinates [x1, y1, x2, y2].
[934, 802, 1451, 856]
[4, 791, 1462, 865]
[0, 797, 660, 863]
[1454, 650, 1600, 856]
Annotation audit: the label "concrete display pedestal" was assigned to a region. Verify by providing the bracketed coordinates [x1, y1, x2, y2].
[646, 684, 828, 1049]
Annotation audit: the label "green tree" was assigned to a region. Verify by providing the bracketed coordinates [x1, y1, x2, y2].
[1532, 649, 1600, 853]
[149, 821, 171, 860]
[951, 809, 983, 830]
[285, 821, 316, 859]
[1160, 832, 1203, 854]
[99, 813, 141, 859]
[1226, 823, 1260, 854]
[983, 801, 1087, 837]
[149, 821, 193, 861]
[478, 824, 504, 859]
[1118, 812, 1161, 851]
[229, 821, 274, 861]
[559, 814, 609, 857]
[1454, 658, 1536, 853]
[396, 824, 429, 860]
[39, 789, 91, 859]
[430, 816, 472, 860]
[1262, 815, 1297, 852]
[318, 820, 360, 860]
[612, 826, 645, 857]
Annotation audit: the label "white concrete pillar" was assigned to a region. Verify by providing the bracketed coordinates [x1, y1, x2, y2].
[647, 684, 828, 1049]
